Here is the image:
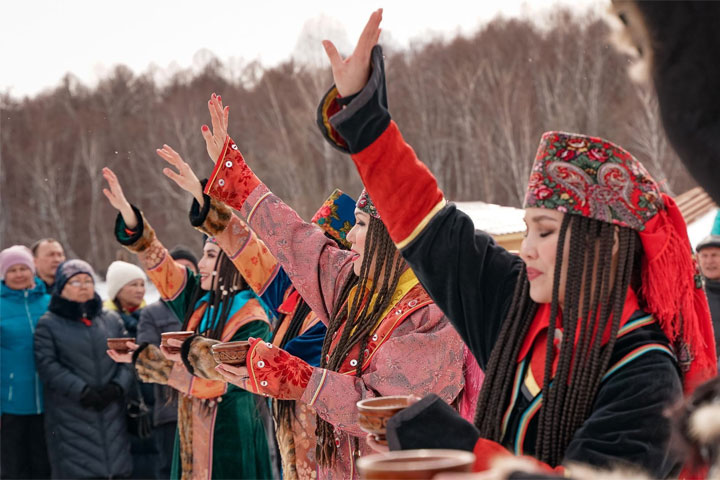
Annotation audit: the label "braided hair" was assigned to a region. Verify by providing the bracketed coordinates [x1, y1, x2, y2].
[474, 214, 641, 467]
[316, 215, 407, 466]
[181, 248, 249, 340]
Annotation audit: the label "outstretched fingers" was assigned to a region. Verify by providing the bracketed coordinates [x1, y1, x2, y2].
[355, 8, 383, 56]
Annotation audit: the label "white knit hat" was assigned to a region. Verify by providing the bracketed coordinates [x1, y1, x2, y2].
[105, 261, 146, 300]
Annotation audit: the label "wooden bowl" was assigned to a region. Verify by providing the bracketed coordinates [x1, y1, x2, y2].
[107, 337, 135, 353]
[160, 331, 194, 353]
[211, 341, 250, 366]
[357, 395, 419, 445]
[356, 449, 475, 480]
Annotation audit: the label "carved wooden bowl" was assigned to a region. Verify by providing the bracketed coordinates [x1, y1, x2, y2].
[107, 337, 135, 353]
[356, 449, 475, 479]
[357, 395, 419, 445]
[160, 331, 194, 354]
[211, 341, 251, 366]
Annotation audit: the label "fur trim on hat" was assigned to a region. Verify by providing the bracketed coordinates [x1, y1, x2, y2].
[105, 260, 146, 300]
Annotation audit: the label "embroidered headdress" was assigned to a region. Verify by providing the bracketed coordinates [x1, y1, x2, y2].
[525, 131, 716, 393]
[356, 189, 380, 219]
[310, 188, 356, 249]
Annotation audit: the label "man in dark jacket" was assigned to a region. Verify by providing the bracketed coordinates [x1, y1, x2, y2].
[34, 260, 133, 479]
[31, 238, 65, 293]
[697, 212, 720, 357]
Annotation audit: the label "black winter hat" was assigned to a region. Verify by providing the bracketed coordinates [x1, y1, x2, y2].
[169, 246, 199, 271]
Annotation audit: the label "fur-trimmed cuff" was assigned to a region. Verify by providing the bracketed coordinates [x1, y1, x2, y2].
[134, 344, 173, 384]
[182, 336, 224, 381]
[115, 204, 156, 253]
[131, 342, 150, 365]
[190, 182, 232, 237]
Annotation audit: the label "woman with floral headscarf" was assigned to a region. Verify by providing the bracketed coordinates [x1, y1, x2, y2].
[308, 9, 717, 479]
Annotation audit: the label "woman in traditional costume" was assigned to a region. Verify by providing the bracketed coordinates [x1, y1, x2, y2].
[311, 9, 717, 478]
[155, 143, 357, 480]
[195, 93, 465, 479]
[102, 167, 273, 480]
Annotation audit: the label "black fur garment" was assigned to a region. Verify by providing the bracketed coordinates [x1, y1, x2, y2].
[609, 1, 720, 203]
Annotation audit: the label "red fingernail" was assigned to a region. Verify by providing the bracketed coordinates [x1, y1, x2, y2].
[202, 125, 209, 132]
[217, 96, 221, 101]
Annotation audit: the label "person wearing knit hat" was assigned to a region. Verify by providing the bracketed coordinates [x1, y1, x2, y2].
[308, 10, 716, 478]
[169, 246, 199, 273]
[0, 245, 51, 479]
[697, 210, 720, 357]
[0, 245, 36, 280]
[34, 257, 133, 479]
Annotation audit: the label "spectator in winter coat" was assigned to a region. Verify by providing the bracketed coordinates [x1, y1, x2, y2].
[34, 259, 133, 479]
[103, 260, 157, 479]
[697, 211, 720, 356]
[0, 245, 51, 479]
[136, 246, 198, 479]
[31, 238, 65, 293]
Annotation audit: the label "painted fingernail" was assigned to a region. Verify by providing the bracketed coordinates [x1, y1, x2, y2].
[217, 96, 221, 102]
[202, 125, 209, 132]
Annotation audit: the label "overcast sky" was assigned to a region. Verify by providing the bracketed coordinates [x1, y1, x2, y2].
[1, 0, 600, 98]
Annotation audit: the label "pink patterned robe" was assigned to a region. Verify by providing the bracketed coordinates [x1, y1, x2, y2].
[204, 140, 465, 479]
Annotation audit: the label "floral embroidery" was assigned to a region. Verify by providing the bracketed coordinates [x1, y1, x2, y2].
[356, 189, 380, 219]
[524, 131, 662, 231]
[310, 189, 356, 249]
[247, 339, 313, 400]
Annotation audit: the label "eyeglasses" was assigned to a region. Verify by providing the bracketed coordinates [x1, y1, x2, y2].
[68, 279, 94, 287]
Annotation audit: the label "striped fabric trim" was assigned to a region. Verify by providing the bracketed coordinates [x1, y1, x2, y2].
[248, 191, 273, 224]
[602, 344, 675, 382]
[617, 315, 654, 337]
[515, 392, 544, 455]
[501, 359, 527, 437]
[308, 369, 328, 407]
[396, 198, 447, 250]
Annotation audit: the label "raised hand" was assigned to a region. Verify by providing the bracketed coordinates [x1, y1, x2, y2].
[201, 92, 229, 163]
[156, 144, 204, 203]
[102, 167, 137, 229]
[322, 8, 383, 97]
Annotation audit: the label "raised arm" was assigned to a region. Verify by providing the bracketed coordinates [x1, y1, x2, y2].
[102, 167, 198, 321]
[315, 12, 523, 365]
[157, 145, 292, 318]
[196, 97, 354, 322]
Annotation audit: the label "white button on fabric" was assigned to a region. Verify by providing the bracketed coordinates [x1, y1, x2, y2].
[372, 334, 378, 341]
[408, 300, 418, 307]
[225, 161, 233, 168]
[260, 381, 268, 387]
[257, 360, 265, 368]
[231, 144, 238, 150]
[266, 343, 273, 348]
[349, 359, 358, 367]
[218, 179, 225, 186]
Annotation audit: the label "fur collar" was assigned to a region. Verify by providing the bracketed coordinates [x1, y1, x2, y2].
[48, 293, 103, 320]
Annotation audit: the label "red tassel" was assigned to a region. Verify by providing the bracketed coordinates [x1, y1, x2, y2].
[638, 195, 717, 394]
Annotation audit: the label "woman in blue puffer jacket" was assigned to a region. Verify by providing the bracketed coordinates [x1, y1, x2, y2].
[0, 245, 51, 478]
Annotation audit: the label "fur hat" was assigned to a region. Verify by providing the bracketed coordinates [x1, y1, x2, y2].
[105, 261, 146, 300]
[55, 259, 96, 294]
[0, 245, 35, 278]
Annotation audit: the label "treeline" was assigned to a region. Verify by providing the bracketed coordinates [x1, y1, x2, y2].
[0, 10, 694, 272]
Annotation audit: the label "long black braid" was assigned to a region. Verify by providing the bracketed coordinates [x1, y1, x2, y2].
[474, 214, 640, 467]
[316, 216, 406, 466]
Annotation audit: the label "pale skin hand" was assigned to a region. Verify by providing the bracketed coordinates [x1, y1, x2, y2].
[215, 363, 249, 390]
[102, 167, 138, 229]
[156, 145, 204, 203]
[160, 338, 184, 363]
[201, 92, 229, 163]
[322, 8, 383, 97]
[365, 434, 390, 453]
[106, 340, 140, 363]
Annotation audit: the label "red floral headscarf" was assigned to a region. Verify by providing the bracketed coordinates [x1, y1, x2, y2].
[525, 131, 716, 393]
